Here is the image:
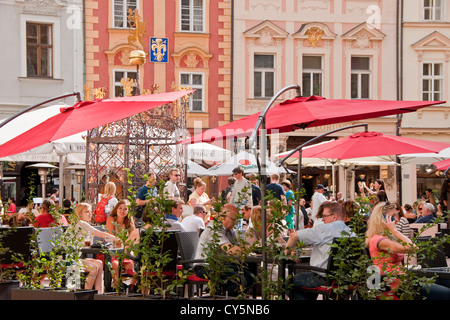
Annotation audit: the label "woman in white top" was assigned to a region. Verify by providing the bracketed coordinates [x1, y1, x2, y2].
[71, 202, 119, 294]
[188, 178, 213, 222]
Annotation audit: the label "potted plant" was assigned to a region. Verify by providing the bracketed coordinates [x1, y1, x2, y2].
[134, 179, 188, 299]
[11, 208, 97, 300]
[0, 228, 20, 300]
[97, 170, 188, 300]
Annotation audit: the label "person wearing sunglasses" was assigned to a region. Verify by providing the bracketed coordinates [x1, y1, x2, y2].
[164, 168, 181, 199]
[414, 203, 436, 224]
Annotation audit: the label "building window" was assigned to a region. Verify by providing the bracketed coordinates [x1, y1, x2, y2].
[180, 72, 204, 111]
[302, 56, 323, 96]
[422, 62, 444, 101]
[113, 0, 137, 28]
[26, 22, 53, 77]
[180, 0, 204, 32]
[423, 0, 444, 21]
[351, 57, 371, 99]
[254, 54, 274, 98]
[114, 70, 137, 97]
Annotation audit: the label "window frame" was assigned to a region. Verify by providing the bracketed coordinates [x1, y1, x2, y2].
[179, 72, 205, 112]
[302, 55, 323, 97]
[180, 0, 205, 33]
[253, 54, 275, 99]
[20, 14, 61, 79]
[26, 22, 54, 78]
[350, 56, 372, 100]
[421, 62, 444, 102]
[113, 69, 138, 97]
[112, 0, 138, 29]
[423, 0, 445, 21]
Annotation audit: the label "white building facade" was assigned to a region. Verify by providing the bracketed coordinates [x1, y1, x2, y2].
[0, 0, 85, 202]
[399, 0, 450, 205]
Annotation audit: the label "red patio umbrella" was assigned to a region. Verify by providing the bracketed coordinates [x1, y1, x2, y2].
[181, 95, 445, 144]
[0, 90, 194, 158]
[298, 131, 450, 160]
[433, 158, 450, 171]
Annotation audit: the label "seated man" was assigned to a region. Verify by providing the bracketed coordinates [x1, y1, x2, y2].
[164, 198, 186, 232]
[181, 204, 206, 234]
[415, 203, 436, 223]
[284, 202, 352, 300]
[193, 203, 254, 296]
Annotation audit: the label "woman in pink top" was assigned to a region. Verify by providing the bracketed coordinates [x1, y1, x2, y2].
[366, 201, 450, 299]
[366, 202, 412, 276]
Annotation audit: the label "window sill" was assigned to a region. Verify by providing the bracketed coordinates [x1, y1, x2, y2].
[18, 77, 63, 84]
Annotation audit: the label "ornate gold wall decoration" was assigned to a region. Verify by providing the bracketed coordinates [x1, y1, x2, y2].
[305, 27, 325, 47]
[127, 9, 147, 51]
[120, 78, 136, 97]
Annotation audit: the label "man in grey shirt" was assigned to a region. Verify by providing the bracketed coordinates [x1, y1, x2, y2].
[228, 166, 253, 209]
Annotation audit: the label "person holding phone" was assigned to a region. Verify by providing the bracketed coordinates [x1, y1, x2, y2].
[366, 201, 450, 299]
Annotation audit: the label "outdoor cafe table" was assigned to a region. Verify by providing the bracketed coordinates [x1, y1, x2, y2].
[414, 267, 450, 281]
[81, 245, 123, 292]
[245, 250, 311, 299]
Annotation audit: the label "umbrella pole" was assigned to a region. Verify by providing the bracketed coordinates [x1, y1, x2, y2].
[295, 151, 303, 230]
[0, 92, 81, 129]
[249, 84, 302, 300]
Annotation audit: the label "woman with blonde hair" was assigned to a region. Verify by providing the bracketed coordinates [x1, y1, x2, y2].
[366, 201, 450, 299]
[70, 202, 119, 294]
[102, 181, 119, 219]
[188, 177, 213, 221]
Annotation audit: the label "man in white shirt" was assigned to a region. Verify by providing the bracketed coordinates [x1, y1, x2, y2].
[285, 202, 352, 300]
[311, 184, 327, 222]
[182, 204, 207, 234]
[164, 168, 181, 199]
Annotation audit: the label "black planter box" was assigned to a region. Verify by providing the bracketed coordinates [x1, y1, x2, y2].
[11, 288, 97, 300]
[0, 280, 20, 300]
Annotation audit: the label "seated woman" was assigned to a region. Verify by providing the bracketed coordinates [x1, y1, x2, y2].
[70, 202, 120, 294]
[105, 199, 137, 290]
[366, 201, 450, 300]
[244, 205, 286, 281]
[188, 177, 213, 222]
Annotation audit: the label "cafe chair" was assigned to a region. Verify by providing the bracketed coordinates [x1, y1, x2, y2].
[175, 231, 209, 298]
[0, 226, 34, 273]
[129, 230, 180, 294]
[416, 234, 448, 268]
[287, 237, 364, 300]
[36, 227, 64, 256]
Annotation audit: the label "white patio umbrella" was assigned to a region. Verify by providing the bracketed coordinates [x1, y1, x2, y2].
[208, 150, 291, 176]
[187, 142, 231, 163]
[0, 104, 86, 164]
[399, 147, 450, 165]
[186, 160, 213, 176]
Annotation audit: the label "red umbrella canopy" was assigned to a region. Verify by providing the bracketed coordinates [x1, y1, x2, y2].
[433, 158, 450, 171]
[181, 95, 445, 144]
[0, 90, 194, 157]
[298, 132, 450, 160]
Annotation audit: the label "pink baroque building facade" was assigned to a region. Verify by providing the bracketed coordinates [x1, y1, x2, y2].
[232, 0, 400, 201]
[84, 0, 232, 137]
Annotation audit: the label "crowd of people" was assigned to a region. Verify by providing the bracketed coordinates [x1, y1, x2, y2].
[1, 165, 449, 299]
